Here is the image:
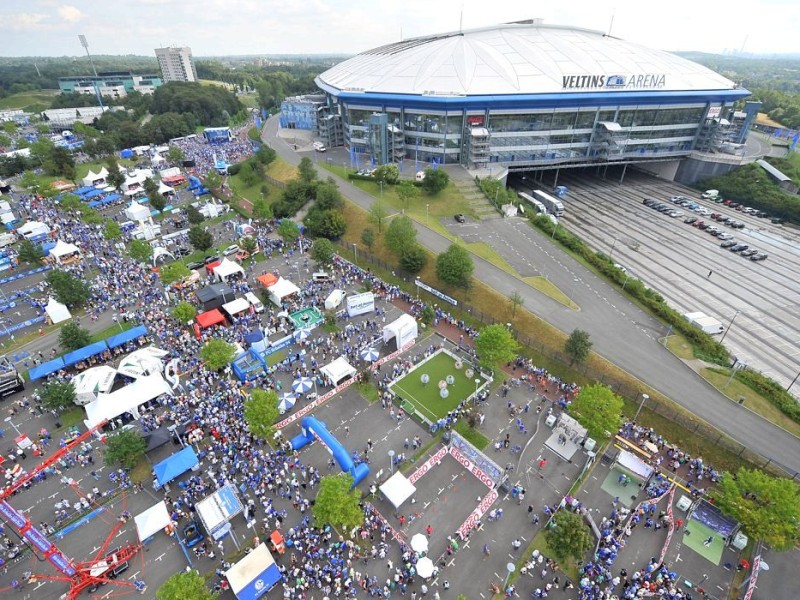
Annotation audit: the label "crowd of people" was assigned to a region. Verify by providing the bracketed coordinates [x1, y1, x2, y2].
[169, 128, 254, 178]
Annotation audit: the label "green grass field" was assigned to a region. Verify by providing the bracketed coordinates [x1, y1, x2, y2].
[390, 351, 485, 421]
[0, 90, 58, 112]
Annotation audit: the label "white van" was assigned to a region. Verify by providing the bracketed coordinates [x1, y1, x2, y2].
[0, 233, 16, 248]
[313, 142, 327, 152]
[244, 292, 264, 313]
[701, 189, 720, 199]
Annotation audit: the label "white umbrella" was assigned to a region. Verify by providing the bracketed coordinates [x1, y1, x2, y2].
[292, 377, 314, 394]
[360, 347, 379, 362]
[293, 328, 311, 341]
[278, 393, 297, 413]
[410, 533, 428, 554]
[416, 556, 434, 579]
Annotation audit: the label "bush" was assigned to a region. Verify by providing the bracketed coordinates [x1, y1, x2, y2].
[227, 162, 242, 176]
[735, 369, 800, 424]
[347, 173, 376, 182]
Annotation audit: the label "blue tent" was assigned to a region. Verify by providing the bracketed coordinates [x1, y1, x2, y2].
[154, 447, 199, 486]
[87, 200, 101, 208]
[83, 189, 104, 199]
[62, 341, 108, 368]
[28, 357, 65, 382]
[120, 149, 134, 158]
[100, 193, 121, 205]
[73, 187, 96, 197]
[106, 325, 148, 349]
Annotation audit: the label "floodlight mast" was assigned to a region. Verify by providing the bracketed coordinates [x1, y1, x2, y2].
[78, 34, 105, 110]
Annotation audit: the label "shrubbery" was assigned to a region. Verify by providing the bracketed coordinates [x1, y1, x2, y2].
[735, 369, 800, 424]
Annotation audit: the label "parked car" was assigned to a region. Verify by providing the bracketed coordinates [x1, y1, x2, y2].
[173, 247, 190, 257]
[729, 243, 749, 252]
[717, 233, 734, 241]
[454, 214, 466, 223]
[730, 221, 745, 229]
[720, 240, 738, 248]
[771, 217, 785, 224]
[186, 260, 203, 270]
[698, 222, 711, 230]
[723, 199, 733, 206]
[643, 198, 656, 206]
[222, 244, 240, 256]
[750, 253, 768, 261]
[183, 521, 205, 548]
[204, 255, 220, 265]
[684, 216, 698, 224]
[740, 248, 758, 257]
[668, 210, 684, 218]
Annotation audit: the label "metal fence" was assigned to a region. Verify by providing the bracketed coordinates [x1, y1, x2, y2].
[348, 247, 798, 480]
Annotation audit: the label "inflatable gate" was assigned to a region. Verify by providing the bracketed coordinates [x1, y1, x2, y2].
[290, 417, 369, 486]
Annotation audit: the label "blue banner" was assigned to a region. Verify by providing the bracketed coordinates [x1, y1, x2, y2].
[0, 265, 51, 286]
[0, 316, 47, 337]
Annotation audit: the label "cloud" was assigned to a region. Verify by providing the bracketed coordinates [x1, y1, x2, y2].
[58, 5, 83, 22]
[7, 13, 47, 31]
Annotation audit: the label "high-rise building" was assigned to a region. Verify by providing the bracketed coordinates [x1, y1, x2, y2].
[154, 46, 197, 83]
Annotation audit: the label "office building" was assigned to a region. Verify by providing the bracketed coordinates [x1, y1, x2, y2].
[155, 46, 198, 83]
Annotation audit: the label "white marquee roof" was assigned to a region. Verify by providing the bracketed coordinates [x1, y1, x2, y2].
[317, 22, 737, 97]
[44, 297, 72, 324]
[134, 501, 171, 541]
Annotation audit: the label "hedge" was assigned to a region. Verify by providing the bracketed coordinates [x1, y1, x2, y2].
[735, 369, 800, 424]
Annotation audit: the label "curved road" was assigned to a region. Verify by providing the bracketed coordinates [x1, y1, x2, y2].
[262, 116, 800, 475]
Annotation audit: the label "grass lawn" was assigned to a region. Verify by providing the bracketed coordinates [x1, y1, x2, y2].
[454, 420, 489, 450]
[357, 381, 379, 403]
[702, 367, 800, 437]
[228, 171, 282, 204]
[75, 159, 135, 181]
[0, 90, 58, 112]
[265, 156, 298, 183]
[522, 276, 579, 310]
[90, 321, 134, 344]
[57, 407, 85, 431]
[390, 351, 485, 422]
[527, 529, 581, 583]
[130, 455, 153, 484]
[664, 334, 695, 360]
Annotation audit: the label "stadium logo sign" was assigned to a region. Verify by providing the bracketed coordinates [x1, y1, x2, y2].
[562, 74, 666, 90]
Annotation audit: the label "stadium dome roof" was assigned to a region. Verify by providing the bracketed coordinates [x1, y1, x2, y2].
[317, 21, 738, 97]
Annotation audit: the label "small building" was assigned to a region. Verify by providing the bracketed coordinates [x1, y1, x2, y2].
[757, 159, 799, 194]
[58, 72, 162, 97]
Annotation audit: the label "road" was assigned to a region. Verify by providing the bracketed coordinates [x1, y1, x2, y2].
[263, 115, 800, 476]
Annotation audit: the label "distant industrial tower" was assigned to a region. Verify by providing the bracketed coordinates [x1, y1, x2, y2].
[154, 46, 198, 83]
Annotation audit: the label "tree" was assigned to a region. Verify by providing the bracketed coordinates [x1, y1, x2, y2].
[159, 262, 191, 285]
[368, 201, 389, 233]
[40, 381, 76, 411]
[565, 329, 592, 365]
[714, 469, 800, 551]
[172, 301, 197, 324]
[399, 244, 427, 274]
[315, 182, 344, 211]
[252, 196, 272, 222]
[395, 180, 419, 208]
[186, 204, 205, 225]
[277, 219, 300, 244]
[313, 474, 363, 533]
[200, 339, 235, 371]
[436, 244, 473, 288]
[298, 156, 316, 183]
[103, 220, 122, 240]
[143, 177, 166, 213]
[58, 321, 92, 352]
[311, 238, 335, 265]
[188, 225, 214, 254]
[240, 236, 258, 256]
[546, 511, 594, 561]
[203, 169, 223, 192]
[568, 384, 623, 441]
[373, 164, 400, 184]
[475, 324, 519, 371]
[509, 290, 525, 319]
[105, 156, 125, 190]
[41, 146, 76, 180]
[128, 239, 154, 263]
[243, 389, 280, 440]
[166, 145, 185, 165]
[156, 570, 217, 600]
[47, 270, 91, 308]
[360, 227, 376, 252]
[16, 239, 44, 264]
[104, 429, 147, 469]
[385, 215, 417, 256]
[313, 209, 347, 239]
[421, 166, 449, 194]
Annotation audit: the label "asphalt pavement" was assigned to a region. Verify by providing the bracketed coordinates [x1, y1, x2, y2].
[262, 116, 800, 476]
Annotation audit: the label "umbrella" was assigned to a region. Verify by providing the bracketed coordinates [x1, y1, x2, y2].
[292, 377, 314, 394]
[293, 329, 311, 342]
[278, 393, 297, 413]
[416, 556, 434, 579]
[410, 533, 428, 554]
[360, 347, 379, 362]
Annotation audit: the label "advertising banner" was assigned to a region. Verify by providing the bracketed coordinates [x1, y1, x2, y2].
[346, 292, 375, 317]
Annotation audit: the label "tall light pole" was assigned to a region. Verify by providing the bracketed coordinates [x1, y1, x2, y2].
[426, 204, 429, 225]
[78, 35, 104, 110]
[634, 393, 649, 422]
[388, 450, 395, 474]
[720, 310, 740, 344]
[610, 237, 618, 257]
[352, 243, 358, 263]
[787, 368, 800, 392]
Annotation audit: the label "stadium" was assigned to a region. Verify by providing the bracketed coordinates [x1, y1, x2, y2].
[305, 20, 756, 177]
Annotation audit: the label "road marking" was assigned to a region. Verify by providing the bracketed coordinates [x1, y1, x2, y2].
[154, 552, 165, 562]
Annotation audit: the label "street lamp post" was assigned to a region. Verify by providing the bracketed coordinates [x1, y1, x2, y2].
[352, 243, 358, 263]
[4, 416, 21, 436]
[787, 368, 800, 392]
[504, 562, 516, 588]
[634, 393, 649, 422]
[474, 378, 480, 404]
[610, 237, 618, 257]
[388, 450, 395, 474]
[551, 221, 558, 239]
[426, 204, 430, 225]
[720, 310, 740, 344]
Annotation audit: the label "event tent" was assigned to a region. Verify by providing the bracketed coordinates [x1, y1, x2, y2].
[157, 181, 174, 195]
[324, 289, 345, 310]
[151, 247, 175, 265]
[106, 324, 148, 349]
[196, 284, 236, 311]
[85, 374, 173, 427]
[267, 277, 300, 306]
[256, 273, 278, 288]
[616, 449, 655, 480]
[225, 543, 282, 600]
[81, 166, 109, 188]
[63, 341, 108, 368]
[222, 298, 251, 318]
[116, 346, 168, 378]
[17, 221, 49, 239]
[27, 357, 65, 382]
[379, 472, 417, 510]
[196, 309, 226, 329]
[134, 501, 171, 541]
[71, 365, 118, 406]
[44, 297, 71, 324]
[153, 446, 199, 487]
[214, 258, 245, 281]
[320, 356, 357, 386]
[49, 240, 81, 264]
[143, 428, 172, 452]
[382, 313, 418, 350]
[124, 201, 150, 222]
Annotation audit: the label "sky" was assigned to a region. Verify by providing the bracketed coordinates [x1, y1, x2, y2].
[1, 0, 798, 57]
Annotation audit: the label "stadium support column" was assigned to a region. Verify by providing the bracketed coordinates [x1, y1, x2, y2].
[552, 168, 560, 191]
[619, 163, 628, 184]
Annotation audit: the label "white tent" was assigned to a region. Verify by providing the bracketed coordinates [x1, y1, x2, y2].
[82, 166, 109, 187]
[214, 258, 245, 281]
[617, 449, 656, 480]
[382, 313, 418, 350]
[151, 247, 175, 265]
[71, 365, 117, 406]
[379, 471, 417, 509]
[225, 543, 281, 599]
[324, 289, 345, 310]
[134, 501, 171, 541]
[320, 356, 357, 386]
[49, 240, 81, 264]
[85, 373, 173, 427]
[267, 277, 300, 306]
[18, 221, 49, 239]
[222, 298, 251, 317]
[157, 180, 174, 195]
[124, 201, 150, 222]
[44, 297, 71, 324]
[121, 169, 154, 192]
[117, 347, 169, 379]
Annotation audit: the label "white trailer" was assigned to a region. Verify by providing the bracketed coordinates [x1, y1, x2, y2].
[533, 189, 565, 217]
[684, 311, 724, 335]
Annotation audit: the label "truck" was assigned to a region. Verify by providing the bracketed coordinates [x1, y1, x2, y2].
[683, 311, 725, 335]
[533, 189, 565, 217]
[701, 189, 720, 200]
[0, 361, 24, 397]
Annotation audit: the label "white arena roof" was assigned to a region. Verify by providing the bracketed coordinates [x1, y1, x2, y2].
[317, 21, 738, 97]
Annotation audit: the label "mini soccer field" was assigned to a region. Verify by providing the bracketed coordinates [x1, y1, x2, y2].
[389, 351, 486, 422]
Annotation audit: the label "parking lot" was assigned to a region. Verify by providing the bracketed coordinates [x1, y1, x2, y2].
[549, 170, 800, 391]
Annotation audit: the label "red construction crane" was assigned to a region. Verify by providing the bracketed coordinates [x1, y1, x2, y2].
[0, 419, 145, 599]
